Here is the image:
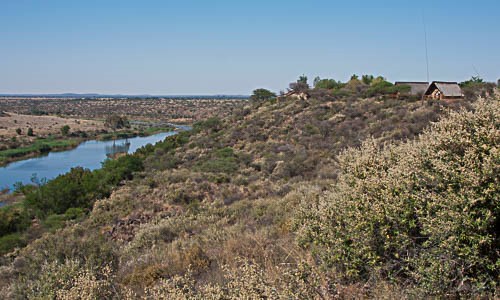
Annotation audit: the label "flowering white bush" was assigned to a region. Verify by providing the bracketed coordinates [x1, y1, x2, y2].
[294, 99, 499, 295]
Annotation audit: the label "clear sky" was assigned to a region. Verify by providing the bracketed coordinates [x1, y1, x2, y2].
[1, 0, 499, 95]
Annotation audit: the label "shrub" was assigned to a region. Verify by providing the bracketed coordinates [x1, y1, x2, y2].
[460, 77, 496, 100]
[11, 259, 117, 299]
[24, 155, 143, 217]
[60, 125, 70, 136]
[0, 204, 31, 236]
[143, 259, 327, 299]
[195, 147, 239, 174]
[365, 80, 410, 97]
[25, 167, 97, 216]
[42, 214, 68, 232]
[294, 99, 500, 295]
[0, 233, 26, 255]
[192, 117, 222, 133]
[64, 207, 85, 220]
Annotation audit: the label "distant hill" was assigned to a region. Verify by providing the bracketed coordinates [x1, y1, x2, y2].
[0, 93, 249, 99]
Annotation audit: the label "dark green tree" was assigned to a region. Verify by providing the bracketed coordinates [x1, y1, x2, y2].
[250, 89, 276, 102]
[460, 76, 496, 99]
[361, 75, 375, 85]
[290, 75, 310, 93]
[105, 115, 130, 131]
[314, 78, 344, 90]
[60, 125, 70, 136]
[298, 75, 308, 84]
[460, 76, 484, 87]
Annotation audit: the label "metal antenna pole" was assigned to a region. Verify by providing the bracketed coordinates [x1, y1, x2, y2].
[422, 11, 430, 83]
[472, 65, 481, 78]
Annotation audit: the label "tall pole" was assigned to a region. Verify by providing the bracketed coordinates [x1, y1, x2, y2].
[422, 11, 430, 83]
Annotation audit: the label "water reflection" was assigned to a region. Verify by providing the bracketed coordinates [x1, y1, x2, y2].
[105, 141, 131, 158]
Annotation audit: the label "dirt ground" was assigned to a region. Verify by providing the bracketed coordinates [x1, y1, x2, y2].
[0, 112, 104, 138]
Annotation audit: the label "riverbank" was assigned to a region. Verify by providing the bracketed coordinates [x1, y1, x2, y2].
[0, 126, 176, 167]
[0, 128, 187, 255]
[0, 138, 80, 167]
[0, 130, 179, 196]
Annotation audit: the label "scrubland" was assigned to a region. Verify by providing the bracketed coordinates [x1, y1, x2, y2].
[0, 80, 498, 298]
[0, 97, 244, 166]
[0, 97, 245, 123]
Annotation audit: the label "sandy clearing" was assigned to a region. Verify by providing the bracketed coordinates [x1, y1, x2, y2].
[0, 112, 104, 138]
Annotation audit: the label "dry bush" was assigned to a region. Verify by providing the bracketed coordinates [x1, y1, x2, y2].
[142, 259, 330, 299]
[294, 99, 500, 296]
[8, 259, 119, 299]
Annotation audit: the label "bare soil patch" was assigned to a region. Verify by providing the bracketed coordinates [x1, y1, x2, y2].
[0, 113, 104, 138]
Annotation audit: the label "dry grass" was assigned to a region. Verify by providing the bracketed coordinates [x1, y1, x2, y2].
[0, 112, 104, 138]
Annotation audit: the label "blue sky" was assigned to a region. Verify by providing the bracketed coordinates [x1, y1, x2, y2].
[1, 0, 499, 95]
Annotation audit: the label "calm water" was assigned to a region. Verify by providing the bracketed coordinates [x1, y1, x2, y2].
[0, 131, 176, 195]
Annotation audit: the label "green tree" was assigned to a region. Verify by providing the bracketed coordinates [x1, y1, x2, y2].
[105, 115, 130, 131]
[313, 76, 321, 87]
[298, 75, 308, 84]
[27, 128, 34, 136]
[289, 75, 310, 93]
[361, 75, 374, 85]
[460, 76, 484, 87]
[460, 76, 496, 99]
[60, 125, 70, 136]
[314, 78, 344, 90]
[250, 89, 276, 102]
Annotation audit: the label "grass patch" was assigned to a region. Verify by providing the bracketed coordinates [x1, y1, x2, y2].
[142, 126, 174, 135]
[0, 138, 78, 159]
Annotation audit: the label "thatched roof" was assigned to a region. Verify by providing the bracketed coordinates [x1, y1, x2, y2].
[395, 82, 429, 95]
[425, 81, 463, 97]
[280, 90, 310, 100]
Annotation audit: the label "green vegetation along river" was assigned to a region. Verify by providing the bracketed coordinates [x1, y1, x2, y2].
[0, 131, 177, 198]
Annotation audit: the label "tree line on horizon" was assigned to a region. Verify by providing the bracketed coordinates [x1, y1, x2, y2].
[250, 74, 498, 102]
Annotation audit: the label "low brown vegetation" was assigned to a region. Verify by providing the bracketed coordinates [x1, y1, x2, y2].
[0, 97, 246, 123]
[0, 87, 497, 298]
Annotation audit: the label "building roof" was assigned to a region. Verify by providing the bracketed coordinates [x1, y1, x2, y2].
[425, 81, 463, 97]
[279, 90, 310, 100]
[395, 82, 429, 95]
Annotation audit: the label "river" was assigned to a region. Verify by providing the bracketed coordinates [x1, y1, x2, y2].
[0, 131, 177, 199]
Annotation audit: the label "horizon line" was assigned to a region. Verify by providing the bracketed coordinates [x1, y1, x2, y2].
[0, 93, 250, 98]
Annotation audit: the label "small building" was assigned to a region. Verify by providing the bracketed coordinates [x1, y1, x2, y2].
[424, 81, 464, 100]
[395, 82, 429, 96]
[278, 90, 310, 101]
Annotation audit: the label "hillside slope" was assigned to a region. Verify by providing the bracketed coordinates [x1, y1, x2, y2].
[0, 93, 497, 298]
